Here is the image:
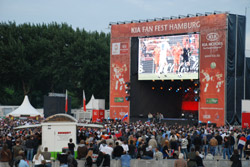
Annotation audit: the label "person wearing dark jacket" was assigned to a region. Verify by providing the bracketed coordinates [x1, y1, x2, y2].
[25, 136, 35, 161]
[215, 133, 223, 156]
[128, 140, 136, 159]
[230, 149, 242, 167]
[77, 140, 88, 160]
[195, 151, 204, 167]
[113, 142, 123, 159]
[85, 150, 93, 167]
[0, 144, 12, 167]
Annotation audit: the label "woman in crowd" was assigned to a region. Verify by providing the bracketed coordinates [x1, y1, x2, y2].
[195, 151, 204, 167]
[32, 147, 45, 167]
[85, 150, 93, 167]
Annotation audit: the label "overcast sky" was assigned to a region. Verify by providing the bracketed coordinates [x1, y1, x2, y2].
[0, 0, 249, 50]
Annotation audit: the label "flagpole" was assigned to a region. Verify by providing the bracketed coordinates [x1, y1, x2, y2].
[65, 90, 68, 114]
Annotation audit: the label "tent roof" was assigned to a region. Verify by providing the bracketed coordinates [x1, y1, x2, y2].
[7, 95, 42, 117]
[86, 94, 95, 109]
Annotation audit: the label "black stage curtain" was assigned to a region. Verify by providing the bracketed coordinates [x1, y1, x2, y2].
[226, 14, 236, 124]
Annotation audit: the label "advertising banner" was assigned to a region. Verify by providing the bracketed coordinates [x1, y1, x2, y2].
[199, 28, 226, 126]
[110, 38, 130, 121]
[110, 14, 228, 125]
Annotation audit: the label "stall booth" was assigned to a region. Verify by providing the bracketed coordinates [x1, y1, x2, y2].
[14, 113, 103, 159]
[42, 114, 77, 158]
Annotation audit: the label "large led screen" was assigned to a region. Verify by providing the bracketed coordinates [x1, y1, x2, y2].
[138, 34, 199, 80]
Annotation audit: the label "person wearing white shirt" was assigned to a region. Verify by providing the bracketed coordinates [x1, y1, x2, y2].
[121, 141, 129, 153]
[32, 148, 44, 167]
[101, 143, 114, 157]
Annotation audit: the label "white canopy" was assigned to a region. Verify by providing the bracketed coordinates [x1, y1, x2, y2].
[86, 94, 95, 109]
[7, 95, 42, 117]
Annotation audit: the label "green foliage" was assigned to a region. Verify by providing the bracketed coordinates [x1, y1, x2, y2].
[0, 22, 110, 108]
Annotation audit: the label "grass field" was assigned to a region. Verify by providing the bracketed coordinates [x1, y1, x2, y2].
[138, 73, 198, 80]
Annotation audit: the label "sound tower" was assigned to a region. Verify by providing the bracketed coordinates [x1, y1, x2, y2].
[43, 95, 71, 118]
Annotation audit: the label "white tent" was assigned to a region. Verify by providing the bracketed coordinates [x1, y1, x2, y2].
[86, 94, 95, 110]
[7, 95, 42, 117]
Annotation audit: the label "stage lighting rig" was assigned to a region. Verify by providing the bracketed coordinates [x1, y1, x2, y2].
[125, 82, 131, 101]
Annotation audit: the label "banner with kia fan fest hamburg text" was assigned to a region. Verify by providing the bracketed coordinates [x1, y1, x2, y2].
[110, 14, 227, 125]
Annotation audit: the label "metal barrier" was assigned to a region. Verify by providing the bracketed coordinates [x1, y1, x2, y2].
[24, 159, 250, 167]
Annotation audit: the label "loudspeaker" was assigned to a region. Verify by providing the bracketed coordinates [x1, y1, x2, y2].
[44, 95, 71, 118]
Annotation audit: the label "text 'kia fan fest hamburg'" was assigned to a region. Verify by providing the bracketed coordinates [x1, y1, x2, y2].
[110, 13, 246, 126]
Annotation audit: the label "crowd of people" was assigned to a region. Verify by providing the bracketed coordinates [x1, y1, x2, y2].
[0, 117, 250, 167]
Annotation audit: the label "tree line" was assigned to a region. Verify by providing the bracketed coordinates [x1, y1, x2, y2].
[0, 22, 110, 108]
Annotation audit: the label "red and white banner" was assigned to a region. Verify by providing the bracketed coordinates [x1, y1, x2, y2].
[65, 90, 68, 113]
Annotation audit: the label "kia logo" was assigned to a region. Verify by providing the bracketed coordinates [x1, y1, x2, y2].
[206, 33, 219, 41]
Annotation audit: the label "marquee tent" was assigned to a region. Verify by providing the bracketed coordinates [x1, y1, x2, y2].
[6, 95, 42, 117]
[86, 94, 95, 110]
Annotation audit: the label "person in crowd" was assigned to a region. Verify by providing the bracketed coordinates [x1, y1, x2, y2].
[57, 149, 68, 167]
[174, 153, 187, 167]
[215, 132, 223, 156]
[26, 135, 35, 161]
[121, 141, 129, 153]
[209, 135, 218, 156]
[85, 150, 93, 167]
[154, 147, 163, 160]
[128, 140, 136, 159]
[229, 132, 236, 155]
[121, 151, 132, 167]
[162, 140, 170, 159]
[187, 148, 197, 167]
[32, 147, 45, 167]
[41, 147, 51, 167]
[18, 151, 29, 167]
[193, 134, 202, 152]
[113, 142, 124, 159]
[12, 140, 23, 161]
[77, 140, 88, 160]
[67, 151, 77, 167]
[195, 151, 204, 167]
[223, 136, 230, 159]
[148, 135, 157, 152]
[181, 135, 188, 159]
[238, 134, 246, 158]
[230, 149, 242, 167]
[148, 113, 153, 122]
[68, 138, 75, 157]
[202, 135, 208, 156]
[0, 144, 12, 167]
[244, 138, 250, 160]
[141, 145, 153, 159]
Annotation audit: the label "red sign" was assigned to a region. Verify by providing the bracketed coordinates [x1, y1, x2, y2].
[92, 110, 105, 122]
[242, 113, 250, 128]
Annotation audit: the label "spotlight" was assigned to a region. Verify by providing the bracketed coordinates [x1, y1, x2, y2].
[160, 87, 163, 90]
[125, 82, 130, 88]
[125, 89, 130, 94]
[152, 87, 155, 90]
[194, 88, 200, 94]
[125, 96, 130, 101]
[194, 96, 200, 101]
